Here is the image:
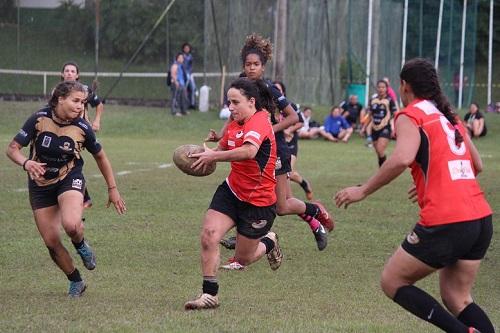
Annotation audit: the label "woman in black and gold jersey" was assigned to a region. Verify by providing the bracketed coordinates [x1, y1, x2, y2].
[6, 81, 126, 297]
[368, 80, 397, 167]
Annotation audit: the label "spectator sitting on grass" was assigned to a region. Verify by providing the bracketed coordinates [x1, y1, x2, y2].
[323, 106, 353, 143]
[297, 106, 331, 140]
[464, 102, 487, 138]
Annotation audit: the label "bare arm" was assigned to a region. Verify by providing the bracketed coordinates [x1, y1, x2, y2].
[464, 132, 482, 174]
[91, 103, 104, 132]
[273, 104, 299, 133]
[171, 64, 179, 87]
[93, 149, 126, 214]
[335, 115, 420, 208]
[191, 142, 258, 171]
[205, 118, 230, 142]
[6, 140, 46, 179]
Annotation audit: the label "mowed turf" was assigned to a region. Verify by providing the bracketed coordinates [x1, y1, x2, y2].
[0, 101, 498, 333]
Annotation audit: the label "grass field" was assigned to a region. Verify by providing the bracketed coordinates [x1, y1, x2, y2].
[0, 101, 498, 333]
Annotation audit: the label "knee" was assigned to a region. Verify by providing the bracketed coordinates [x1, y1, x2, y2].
[380, 269, 404, 299]
[64, 221, 83, 238]
[200, 227, 219, 251]
[440, 291, 472, 316]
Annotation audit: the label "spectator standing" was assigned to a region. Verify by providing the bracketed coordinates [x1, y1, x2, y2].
[169, 53, 189, 116]
[182, 42, 197, 109]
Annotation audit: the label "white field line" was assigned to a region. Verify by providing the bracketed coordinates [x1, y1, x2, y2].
[14, 162, 173, 192]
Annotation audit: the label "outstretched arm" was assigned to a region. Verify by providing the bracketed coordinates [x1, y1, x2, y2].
[93, 149, 126, 215]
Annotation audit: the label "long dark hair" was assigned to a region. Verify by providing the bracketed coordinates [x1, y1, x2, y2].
[49, 81, 86, 108]
[229, 78, 275, 115]
[60, 61, 80, 81]
[400, 58, 463, 146]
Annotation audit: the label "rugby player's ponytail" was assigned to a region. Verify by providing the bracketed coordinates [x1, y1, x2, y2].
[49, 81, 86, 108]
[400, 58, 463, 146]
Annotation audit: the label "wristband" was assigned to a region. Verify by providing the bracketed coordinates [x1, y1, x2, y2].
[22, 159, 29, 171]
[108, 186, 117, 191]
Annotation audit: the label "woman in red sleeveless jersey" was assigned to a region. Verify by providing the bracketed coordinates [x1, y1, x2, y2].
[335, 58, 493, 333]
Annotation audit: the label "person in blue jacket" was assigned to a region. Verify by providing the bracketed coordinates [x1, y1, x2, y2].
[323, 106, 353, 143]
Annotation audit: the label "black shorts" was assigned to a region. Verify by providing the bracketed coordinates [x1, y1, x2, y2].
[287, 138, 298, 157]
[29, 170, 86, 210]
[276, 141, 292, 176]
[372, 125, 391, 141]
[209, 181, 276, 239]
[402, 215, 493, 269]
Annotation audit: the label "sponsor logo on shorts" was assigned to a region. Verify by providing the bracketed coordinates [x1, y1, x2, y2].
[251, 219, 268, 229]
[42, 135, 52, 148]
[72, 178, 83, 190]
[406, 231, 420, 245]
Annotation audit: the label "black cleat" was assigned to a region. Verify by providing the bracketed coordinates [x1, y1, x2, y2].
[313, 224, 328, 251]
[220, 236, 236, 250]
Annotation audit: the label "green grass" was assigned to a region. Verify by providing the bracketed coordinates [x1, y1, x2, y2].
[0, 101, 498, 332]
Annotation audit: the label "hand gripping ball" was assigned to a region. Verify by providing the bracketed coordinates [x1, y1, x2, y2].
[172, 144, 216, 177]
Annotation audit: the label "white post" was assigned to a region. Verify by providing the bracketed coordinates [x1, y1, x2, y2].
[458, 0, 467, 110]
[487, 0, 494, 106]
[401, 0, 408, 69]
[435, 0, 444, 69]
[43, 73, 47, 96]
[365, 0, 373, 107]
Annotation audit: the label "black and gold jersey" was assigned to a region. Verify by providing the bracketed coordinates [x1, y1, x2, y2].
[369, 96, 397, 131]
[13, 106, 102, 187]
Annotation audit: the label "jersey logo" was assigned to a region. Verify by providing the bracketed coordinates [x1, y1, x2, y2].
[245, 130, 261, 141]
[59, 141, 73, 152]
[448, 160, 475, 180]
[275, 157, 282, 170]
[42, 135, 52, 148]
[235, 130, 244, 139]
[18, 129, 28, 137]
[227, 140, 235, 147]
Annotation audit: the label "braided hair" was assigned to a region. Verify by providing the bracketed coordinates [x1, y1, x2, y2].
[240, 33, 273, 66]
[400, 58, 463, 146]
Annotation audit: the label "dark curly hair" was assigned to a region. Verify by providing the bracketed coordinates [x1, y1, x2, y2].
[240, 33, 273, 66]
[400, 58, 463, 146]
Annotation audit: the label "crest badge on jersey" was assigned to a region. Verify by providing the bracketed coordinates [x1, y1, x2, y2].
[42, 135, 52, 148]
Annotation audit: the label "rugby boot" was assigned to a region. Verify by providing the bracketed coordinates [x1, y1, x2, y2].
[184, 293, 219, 310]
[76, 241, 96, 270]
[219, 236, 236, 250]
[313, 201, 335, 232]
[265, 232, 283, 271]
[68, 280, 87, 298]
[313, 224, 328, 251]
[220, 257, 245, 270]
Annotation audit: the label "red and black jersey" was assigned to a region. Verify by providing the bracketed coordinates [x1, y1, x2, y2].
[395, 99, 492, 227]
[219, 110, 276, 206]
[13, 106, 102, 187]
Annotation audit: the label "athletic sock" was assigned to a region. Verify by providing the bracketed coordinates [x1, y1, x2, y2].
[298, 214, 321, 232]
[66, 268, 82, 282]
[304, 202, 319, 218]
[260, 236, 275, 254]
[299, 179, 310, 192]
[202, 277, 219, 296]
[457, 303, 495, 333]
[378, 155, 387, 167]
[393, 285, 469, 333]
[72, 238, 85, 250]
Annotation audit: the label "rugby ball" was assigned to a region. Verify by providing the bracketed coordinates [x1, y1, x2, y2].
[172, 144, 216, 177]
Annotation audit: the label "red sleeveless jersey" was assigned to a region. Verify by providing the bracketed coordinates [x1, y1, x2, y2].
[219, 110, 277, 206]
[395, 99, 491, 227]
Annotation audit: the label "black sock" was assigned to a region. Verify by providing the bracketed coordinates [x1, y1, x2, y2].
[393, 285, 469, 333]
[457, 303, 495, 333]
[66, 268, 82, 282]
[304, 202, 318, 217]
[378, 155, 387, 167]
[260, 236, 275, 254]
[299, 179, 309, 192]
[202, 277, 219, 296]
[72, 238, 85, 250]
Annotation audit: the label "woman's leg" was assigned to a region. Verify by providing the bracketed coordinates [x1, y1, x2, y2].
[234, 233, 267, 266]
[381, 247, 471, 333]
[373, 137, 389, 166]
[440, 260, 494, 333]
[472, 119, 484, 138]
